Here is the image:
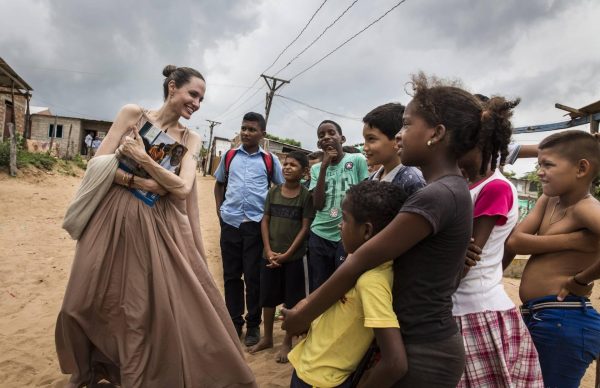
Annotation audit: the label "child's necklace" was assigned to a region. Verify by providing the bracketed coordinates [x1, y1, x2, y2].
[548, 200, 567, 225]
[549, 194, 592, 225]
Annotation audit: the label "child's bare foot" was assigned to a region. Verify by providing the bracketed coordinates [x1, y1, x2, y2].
[276, 343, 292, 363]
[247, 337, 273, 354]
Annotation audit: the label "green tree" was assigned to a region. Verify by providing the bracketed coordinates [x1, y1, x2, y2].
[522, 169, 600, 200]
[502, 170, 516, 179]
[265, 133, 301, 148]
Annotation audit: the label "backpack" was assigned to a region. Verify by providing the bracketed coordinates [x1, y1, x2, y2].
[223, 148, 275, 193]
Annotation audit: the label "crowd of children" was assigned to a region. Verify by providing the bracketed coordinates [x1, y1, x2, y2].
[213, 73, 600, 388]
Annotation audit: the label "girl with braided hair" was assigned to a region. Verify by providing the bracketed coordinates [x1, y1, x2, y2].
[284, 73, 499, 387]
[454, 97, 544, 387]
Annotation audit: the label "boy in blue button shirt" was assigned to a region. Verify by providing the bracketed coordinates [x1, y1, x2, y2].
[214, 112, 284, 346]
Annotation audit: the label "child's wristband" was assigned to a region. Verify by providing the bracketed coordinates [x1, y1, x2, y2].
[573, 273, 593, 287]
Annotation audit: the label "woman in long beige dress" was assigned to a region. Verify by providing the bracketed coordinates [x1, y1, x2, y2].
[55, 65, 257, 388]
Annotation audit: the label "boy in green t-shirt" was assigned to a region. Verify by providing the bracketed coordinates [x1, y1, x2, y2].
[248, 151, 314, 363]
[288, 181, 408, 387]
[308, 120, 369, 292]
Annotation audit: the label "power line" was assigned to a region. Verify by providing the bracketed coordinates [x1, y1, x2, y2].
[32, 93, 106, 121]
[262, 0, 329, 75]
[7, 64, 103, 75]
[289, 0, 409, 80]
[218, 85, 267, 122]
[216, 0, 329, 120]
[276, 94, 362, 121]
[214, 77, 263, 119]
[274, 0, 360, 76]
[277, 98, 315, 129]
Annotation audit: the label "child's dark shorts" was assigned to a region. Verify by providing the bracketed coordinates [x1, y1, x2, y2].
[259, 255, 307, 309]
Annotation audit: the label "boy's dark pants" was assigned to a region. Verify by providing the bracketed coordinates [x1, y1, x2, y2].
[307, 231, 345, 293]
[220, 220, 263, 329]
[521, 295, 600, 388]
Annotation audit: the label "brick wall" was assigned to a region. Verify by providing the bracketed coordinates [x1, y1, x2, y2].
[0, 91, 28, 138]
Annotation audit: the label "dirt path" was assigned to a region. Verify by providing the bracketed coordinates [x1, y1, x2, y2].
[0, 171, 597, 387]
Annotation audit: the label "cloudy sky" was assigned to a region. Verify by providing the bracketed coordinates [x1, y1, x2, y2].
[2, 0, 599, 176]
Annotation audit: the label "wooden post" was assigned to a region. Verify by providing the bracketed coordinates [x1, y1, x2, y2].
[48, 115, 57, 155]
[8, 123, 17, 177]
[65, 123, 73, 159]
[261, 74, 289, 125]
[204, 120, 221, 176]
[24, 94, 31, 139]
[590, 114, 599, 134]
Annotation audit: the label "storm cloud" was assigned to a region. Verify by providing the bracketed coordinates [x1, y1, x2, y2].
[2, 0, 599, 175]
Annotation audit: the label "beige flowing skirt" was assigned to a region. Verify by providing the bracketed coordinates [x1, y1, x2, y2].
[55, 184, 256, 388]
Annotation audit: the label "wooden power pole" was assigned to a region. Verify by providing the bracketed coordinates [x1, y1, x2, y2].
[261, 74, 289, 125]
[204, 119, 221, 176]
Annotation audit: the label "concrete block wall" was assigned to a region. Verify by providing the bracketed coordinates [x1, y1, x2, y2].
[29, 115, 81, 157]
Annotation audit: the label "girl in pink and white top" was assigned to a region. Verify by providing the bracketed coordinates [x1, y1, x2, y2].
[454, 97, 544, 388]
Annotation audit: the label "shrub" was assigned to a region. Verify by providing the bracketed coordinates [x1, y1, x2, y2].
[17, 150, 57, 170]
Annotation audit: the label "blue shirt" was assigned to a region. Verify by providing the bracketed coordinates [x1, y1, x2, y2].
[214, 145, 284, 228]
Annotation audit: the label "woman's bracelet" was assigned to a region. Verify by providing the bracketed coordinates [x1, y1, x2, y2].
[121, 172, 129, 185]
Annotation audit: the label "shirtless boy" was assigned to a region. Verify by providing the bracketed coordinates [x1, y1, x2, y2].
[506, 130, 600, 388]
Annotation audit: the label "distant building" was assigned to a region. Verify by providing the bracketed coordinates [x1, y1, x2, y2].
[205, 134, 311, 176]
[28, 108, 112, 157]
[231, 134, 311, 160]
[0, 58, 33, 140]
[509, 177, 540, 219]
[212, 136, 233, 158]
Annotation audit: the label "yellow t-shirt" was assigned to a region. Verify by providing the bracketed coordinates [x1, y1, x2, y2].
[288, 261, 399, 387]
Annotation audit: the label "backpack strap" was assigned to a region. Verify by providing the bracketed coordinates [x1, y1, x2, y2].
[223, 149, 274, 197]
[223, 149, 239, 193]
[260, 152, 274, 187]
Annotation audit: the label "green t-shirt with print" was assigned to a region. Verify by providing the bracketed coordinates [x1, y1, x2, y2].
[265, 184, 315, 262]
[309, 153, 369, 242]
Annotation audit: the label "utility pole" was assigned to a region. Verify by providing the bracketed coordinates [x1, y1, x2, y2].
[204, 119, 221, 176]
[261, 74, 289, 125]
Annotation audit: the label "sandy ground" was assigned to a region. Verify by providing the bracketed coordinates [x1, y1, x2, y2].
[0, 170, 597, 387]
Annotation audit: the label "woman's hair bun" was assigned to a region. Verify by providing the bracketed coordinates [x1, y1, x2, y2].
[162, 65, 177, 77]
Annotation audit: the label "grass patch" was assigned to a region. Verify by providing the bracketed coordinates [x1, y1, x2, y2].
[1, 140, 85, 174]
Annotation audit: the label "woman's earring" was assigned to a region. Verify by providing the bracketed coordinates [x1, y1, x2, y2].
[427, 140, 433, 146]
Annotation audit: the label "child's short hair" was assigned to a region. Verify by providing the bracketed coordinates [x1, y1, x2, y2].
[539, 130, 600, 177]
[308, 151, 323, 161]
[363, 103, 406, 140]
[319, 120, 343, 135]
[286, 151, 309, 169]
[342, 145, 362, 154]
[243, 112, 266, 132]
[345, 181, 408, 234]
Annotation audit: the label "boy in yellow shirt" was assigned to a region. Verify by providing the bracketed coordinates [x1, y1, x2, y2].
[288, 181, 407, 387]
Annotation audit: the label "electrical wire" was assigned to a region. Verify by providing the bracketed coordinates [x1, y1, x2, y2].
[276, 94, 361, 121]
[262, 0, 329, 75]
[217, 85, 267, 123]
[273, 0, 360, 76]
[277, 98, 316, 128]
[289, 0, 409, 80]
[32, 93, 105, 121]
[216, 0, 329, 119]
